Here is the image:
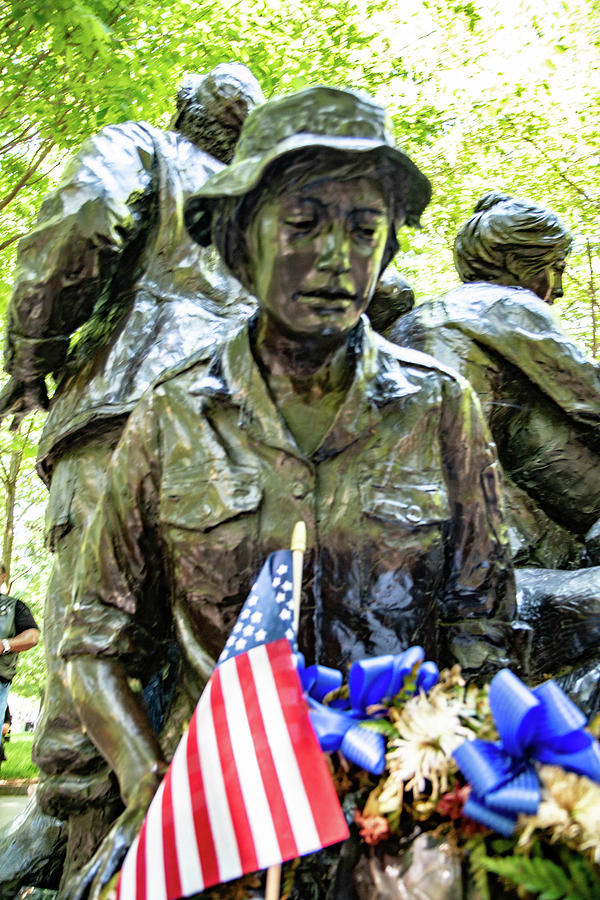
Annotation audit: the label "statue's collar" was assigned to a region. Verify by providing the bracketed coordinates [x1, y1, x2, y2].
[220, 316, 382, 460]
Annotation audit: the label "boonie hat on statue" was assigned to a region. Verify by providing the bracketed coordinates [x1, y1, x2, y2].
[185, 85, 432, 243]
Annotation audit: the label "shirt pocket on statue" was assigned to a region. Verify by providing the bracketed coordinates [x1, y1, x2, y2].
[359, 465, 450, 531]
[159, 462, 263, 628]
[160, 460, 263, 532]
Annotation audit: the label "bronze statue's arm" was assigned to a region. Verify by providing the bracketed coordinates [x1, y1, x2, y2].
[70, 657, 166, 806]
[437, 375, 527, 678]
[63, 386, 169, 781]
[61, 391, 171, 898]
[467, 294, 600, 428]
[0, 122, 156, 422]
[65, 654, 167, 900]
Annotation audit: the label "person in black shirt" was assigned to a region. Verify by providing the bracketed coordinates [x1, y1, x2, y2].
[0, 565, 40, 750]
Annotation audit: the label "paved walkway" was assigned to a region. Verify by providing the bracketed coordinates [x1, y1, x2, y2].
[0, 793, 28, 828]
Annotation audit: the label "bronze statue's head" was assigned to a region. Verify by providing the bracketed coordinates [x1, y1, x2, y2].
[454, 191, 572, 303]
[171, 63, 264, 163]
[185, 86, 431, 338]
[366, 270, 415, 334]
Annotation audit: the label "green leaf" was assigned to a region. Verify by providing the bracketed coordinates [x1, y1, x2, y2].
[358, 718, 397, 737]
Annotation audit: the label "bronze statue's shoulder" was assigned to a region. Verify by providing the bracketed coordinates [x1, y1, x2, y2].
[152, 344, 225, 389]
[150, 323, 247, 400]
[407, 282, 558, 330]
[374, 330, 466, 384]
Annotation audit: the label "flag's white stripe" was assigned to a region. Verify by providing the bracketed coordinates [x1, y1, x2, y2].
[197, 676, 242, 883]
[118, 830, 140, 900]
[249, 645, 321, 855]
[145, 778, 167, 900]
[220, 655, 281, 869]
[170, 731, 204, 895]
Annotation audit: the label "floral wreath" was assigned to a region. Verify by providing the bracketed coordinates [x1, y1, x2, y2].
[293, 647, 600, 900]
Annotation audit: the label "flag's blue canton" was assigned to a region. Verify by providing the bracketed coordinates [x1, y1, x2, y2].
[218, 549, 297, 663]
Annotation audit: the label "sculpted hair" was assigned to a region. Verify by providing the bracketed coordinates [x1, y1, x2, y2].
[172, 65, 264, 164]
[210, 148, 406, 292]
[454, 191, 572, 285]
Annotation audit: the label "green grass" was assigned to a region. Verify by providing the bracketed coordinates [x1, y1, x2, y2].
[0, 732, 39, 780]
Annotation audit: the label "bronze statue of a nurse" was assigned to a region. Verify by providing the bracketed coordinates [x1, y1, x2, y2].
[61, 87, 520, 899]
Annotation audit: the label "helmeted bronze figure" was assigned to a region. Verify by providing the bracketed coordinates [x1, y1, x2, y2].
[58, 86, 521, 899]
[388, 192, 600, 710]
[0, 63, 264, 898]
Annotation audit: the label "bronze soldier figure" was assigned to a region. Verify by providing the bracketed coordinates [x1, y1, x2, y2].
[0, 63, 263, 897]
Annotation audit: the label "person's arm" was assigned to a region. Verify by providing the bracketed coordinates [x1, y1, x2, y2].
[438, 374, 528, 679]
[1, 628, 39, 654]
[0, 122, 155, 422]
[2, 599, 40, 654]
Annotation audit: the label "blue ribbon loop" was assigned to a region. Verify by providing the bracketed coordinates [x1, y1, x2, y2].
[298, 646, 439, 774]
[454, 668, 600, 835]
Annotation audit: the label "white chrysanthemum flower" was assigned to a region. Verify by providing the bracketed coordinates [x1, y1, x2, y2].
[518, 765, 600, 863]
[381, 687, 479, 807]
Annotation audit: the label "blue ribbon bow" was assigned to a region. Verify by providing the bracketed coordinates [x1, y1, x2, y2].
[453, 669, 600, 835]
[298, 646, 439, 775]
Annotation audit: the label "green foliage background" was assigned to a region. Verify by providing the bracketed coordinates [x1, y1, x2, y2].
[0, 0, 598, 696]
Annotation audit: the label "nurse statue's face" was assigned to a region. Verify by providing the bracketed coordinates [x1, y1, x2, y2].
[245, 174, 392, 339]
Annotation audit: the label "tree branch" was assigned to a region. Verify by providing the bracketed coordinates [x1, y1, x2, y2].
[521, 133, 596, 206]
[0, 138, 55, 213]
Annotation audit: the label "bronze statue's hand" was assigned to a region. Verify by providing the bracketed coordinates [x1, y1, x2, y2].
[0, 375, 48, 428]
[61, 771, 163, 900]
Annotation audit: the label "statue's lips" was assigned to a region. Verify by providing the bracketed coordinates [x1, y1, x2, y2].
[296, 291, 355, 311]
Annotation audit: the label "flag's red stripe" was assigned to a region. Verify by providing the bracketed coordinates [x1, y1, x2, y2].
[236, 651, 299, 861]
[160, 770, 182, 900]
[267, 641, 349, 848]
[211, 667, 259, 874]
[134, 813, 149, 900]
[186, 702, 219, 888]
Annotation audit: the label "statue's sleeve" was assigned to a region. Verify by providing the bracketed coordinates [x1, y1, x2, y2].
[61, 387, 169, 675]
[437, 376, 526, 678]
[470, 296, 600, 427]
[4, 122, 156, 382]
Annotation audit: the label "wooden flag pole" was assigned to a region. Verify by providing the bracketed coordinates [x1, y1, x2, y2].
[290, 520, 306, 631]
[265, 521, 307, 900]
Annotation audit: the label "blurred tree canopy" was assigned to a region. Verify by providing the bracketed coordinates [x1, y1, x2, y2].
[0, 0, 598, 694]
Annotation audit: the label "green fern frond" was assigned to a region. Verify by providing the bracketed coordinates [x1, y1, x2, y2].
[465, 835, 492, 900]
[481, 854, 581, 900]
[564, 852, 600, 900]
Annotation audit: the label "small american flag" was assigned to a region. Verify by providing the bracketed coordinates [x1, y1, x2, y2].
[116, 550, 349, 900]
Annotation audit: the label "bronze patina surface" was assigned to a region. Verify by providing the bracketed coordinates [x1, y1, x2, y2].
[60, 87, 520, 900]
[0, 64, 263, 898]
[388, 192, 600, 711]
